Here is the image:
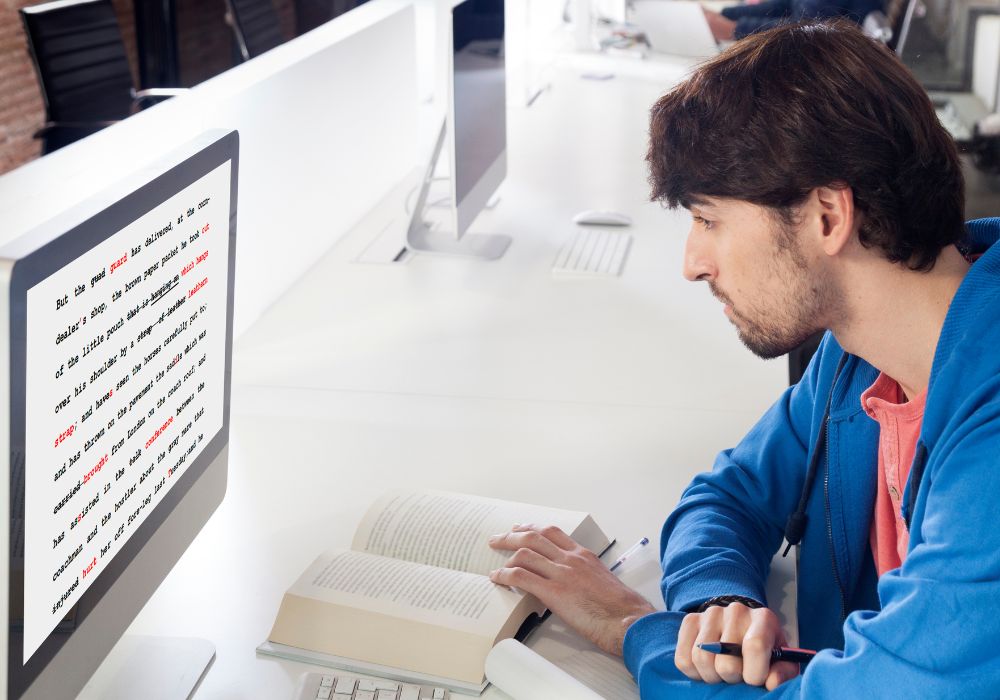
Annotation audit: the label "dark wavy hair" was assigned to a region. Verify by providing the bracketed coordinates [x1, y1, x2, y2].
[647, 20, 965, 271]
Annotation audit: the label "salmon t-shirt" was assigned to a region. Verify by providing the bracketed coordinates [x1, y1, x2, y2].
[860, 372, 927, 577]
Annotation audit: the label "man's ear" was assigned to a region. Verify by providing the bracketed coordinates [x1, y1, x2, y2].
[812, 184, 855, 257]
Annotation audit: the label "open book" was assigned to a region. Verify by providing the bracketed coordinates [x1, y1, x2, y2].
[258, 489, 612, 693]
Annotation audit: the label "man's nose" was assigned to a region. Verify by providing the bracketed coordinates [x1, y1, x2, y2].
[683, 226, 716, 282]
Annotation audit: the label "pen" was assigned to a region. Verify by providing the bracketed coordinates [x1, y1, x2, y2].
[697, 642, 817, 664]
[609, 537, 649, 573]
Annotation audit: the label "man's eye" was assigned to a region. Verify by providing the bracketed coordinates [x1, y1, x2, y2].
[693, 215, 714, 230]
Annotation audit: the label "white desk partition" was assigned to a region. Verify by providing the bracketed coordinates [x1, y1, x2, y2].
[198, 0, 419, 336]
[0, 0, 419, 339]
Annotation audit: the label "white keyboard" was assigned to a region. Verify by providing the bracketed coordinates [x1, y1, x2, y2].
[293, 672, 450, 700]
[553, 229, 632, 277]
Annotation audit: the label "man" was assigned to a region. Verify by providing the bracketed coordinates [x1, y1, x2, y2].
[703, 0, 882, 41]
[487, 20, 1000, 696]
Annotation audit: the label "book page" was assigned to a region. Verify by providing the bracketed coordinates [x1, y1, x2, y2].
[486, 639, 607, 700]
[521, 617, 640, 700]
[286, 549, 530, 635]
[272, 549, 544, 684]
[351, 490, 608, 576]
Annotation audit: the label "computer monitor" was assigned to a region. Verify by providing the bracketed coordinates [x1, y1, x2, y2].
[406, 0, 511, 259]
[0, 130, 238, 699]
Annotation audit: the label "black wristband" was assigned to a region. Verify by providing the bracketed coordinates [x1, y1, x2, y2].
[695, 595, 765, 613]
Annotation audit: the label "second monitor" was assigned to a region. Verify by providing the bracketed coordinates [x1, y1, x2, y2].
[0, 130, 238, 699]
[407, 0, 511, 260]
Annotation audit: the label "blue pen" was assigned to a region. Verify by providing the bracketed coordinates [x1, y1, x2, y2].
[698, 642, 817, 664]
[609, 537, 649, 572]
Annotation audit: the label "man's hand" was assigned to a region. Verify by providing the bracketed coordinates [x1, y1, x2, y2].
[488, 524, 656, 656]
[703, 8, 736, 41]
[675, 603, 799, 690]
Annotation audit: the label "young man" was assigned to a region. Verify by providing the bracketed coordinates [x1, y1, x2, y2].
[487, 20, 1000, 697]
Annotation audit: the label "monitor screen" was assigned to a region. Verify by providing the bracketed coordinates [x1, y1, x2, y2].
[451, 0, 506, 217]
[3, 130, 238, 697]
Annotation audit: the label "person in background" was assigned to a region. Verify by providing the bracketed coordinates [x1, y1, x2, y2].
[487, 20, 1000, 697]
[704, 0, 883, 41]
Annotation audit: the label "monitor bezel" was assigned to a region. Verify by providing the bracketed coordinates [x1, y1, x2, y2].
[448, 0, 507, 241]
[4, 130, 238, 698]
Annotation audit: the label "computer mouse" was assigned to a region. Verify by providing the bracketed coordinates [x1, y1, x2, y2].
[572, 209, 633, 226]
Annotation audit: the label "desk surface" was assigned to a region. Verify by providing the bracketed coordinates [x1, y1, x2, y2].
[121, 54, 787, 699]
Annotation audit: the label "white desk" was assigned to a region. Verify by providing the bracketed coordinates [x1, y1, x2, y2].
[120, 56, 788, 699]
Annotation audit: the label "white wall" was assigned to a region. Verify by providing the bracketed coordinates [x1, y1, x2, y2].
[0, 0, 419, 338]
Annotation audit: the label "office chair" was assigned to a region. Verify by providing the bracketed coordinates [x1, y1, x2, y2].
[20, 0, 185, 155]
[295, 0, 370, 35]
[787, 331, 825, 386]
[224, 0, 286, 61]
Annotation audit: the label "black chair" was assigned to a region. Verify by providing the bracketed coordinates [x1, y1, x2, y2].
[224, 0, 286, 62]
[787, 331, 826, 386]
[20, 0, 185, 155]
[295, 0, 370, 35]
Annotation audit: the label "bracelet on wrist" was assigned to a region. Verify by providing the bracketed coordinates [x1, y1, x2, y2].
[695, 595, 764, 613]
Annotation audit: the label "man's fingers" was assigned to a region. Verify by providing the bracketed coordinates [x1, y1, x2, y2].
[513, 523, 578, 550]
[741, 610, 783, 686]
[504, 546, 561, 579]
[675, 613, 701, 680]
[716, 606, 753, 684]
[674, 605, 792, 689]
[692, 607, 725, 684]
[765, 661, 800, 691]
[489, 565, 547, 595]
[743, 618, 778, 685]
[488, 528, 569, 560]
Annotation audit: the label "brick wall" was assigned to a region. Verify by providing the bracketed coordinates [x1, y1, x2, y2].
[0, 0, 137, 176]
[0, 6, 43, 175]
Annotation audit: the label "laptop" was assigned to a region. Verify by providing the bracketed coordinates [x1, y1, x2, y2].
[631, 0, 720, 59]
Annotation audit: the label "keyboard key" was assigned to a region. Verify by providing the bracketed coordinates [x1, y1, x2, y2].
[433, 690, 446, 699]
[293, 672, 432, 700]
[553, 230, 631, 277]
[334, 677, 356, 695]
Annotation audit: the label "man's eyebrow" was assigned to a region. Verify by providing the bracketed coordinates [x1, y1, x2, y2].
[689, 200, 720, 215]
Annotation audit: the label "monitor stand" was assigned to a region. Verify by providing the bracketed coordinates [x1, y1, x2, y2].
[77, 635, 215, 700]
[407, 221, 510, 259]
[405, 120, 511, 260]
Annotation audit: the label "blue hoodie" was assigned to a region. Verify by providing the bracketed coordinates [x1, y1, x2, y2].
[622, 219, 1000, 697]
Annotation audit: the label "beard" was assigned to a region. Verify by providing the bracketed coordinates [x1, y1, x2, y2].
[731, 302, 823, 359]
[709, 254, 836, 361]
